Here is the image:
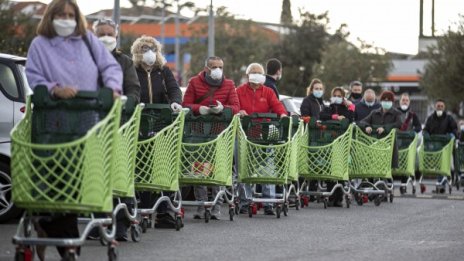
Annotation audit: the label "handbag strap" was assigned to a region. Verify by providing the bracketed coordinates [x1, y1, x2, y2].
[82, 34, 104, 87]
[194, 87, 218, 104]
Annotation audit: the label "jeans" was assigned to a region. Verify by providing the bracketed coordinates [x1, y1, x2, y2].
[194, 186, 223, 211]
[239, 184, 275, 208]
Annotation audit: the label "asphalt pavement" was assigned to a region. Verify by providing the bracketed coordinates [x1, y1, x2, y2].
[1, 183, 464, 261]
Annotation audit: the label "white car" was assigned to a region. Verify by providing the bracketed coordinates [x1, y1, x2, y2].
[0, 53, 31, 222]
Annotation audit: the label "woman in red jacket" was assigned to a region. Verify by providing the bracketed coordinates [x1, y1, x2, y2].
[236, 63, 287, 215]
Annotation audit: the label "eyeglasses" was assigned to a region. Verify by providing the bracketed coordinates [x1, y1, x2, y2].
[95, 18, 116, 27]
[141, 45, 156, 53]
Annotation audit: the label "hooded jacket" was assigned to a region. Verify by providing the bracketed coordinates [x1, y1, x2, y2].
[236, 82, 287, 115]
[182, 71, 240, 114]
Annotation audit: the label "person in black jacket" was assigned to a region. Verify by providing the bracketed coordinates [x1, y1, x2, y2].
[131, 35, 183, 228]
[423, 99, 458, 193]
[131, 35, 182, 110]
[93, 18, 141, 241]
[300, 78, 326, 119]
[398, 93, 421, 133]
[320, 87, 355, 123]
[319, 87, 354, 207]
[347, 80, 363, 104]
[264, 58, 282, 99]
[360, 91, 402, 169]
[94, 18, 140, 103]
[355, 89, 381, 123]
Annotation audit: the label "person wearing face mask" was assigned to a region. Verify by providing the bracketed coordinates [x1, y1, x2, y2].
[360, 91, 401, 170]
[318, 87, 354, 207]
[355, 88, 381, 123]
[397, 93, 421, 133]
[300, 78, 326, 119]
[320, 87, 355, 123]
[422, 99, 458, 193]
[236, 63, 287, 215]
[182, 56, 239, 220]
[25, 0, 123, 259]
[93, 18, 140, 103]
[264, 58, 282, 99]
[347, 81, 363, 104]
[130, 35, 182, 111]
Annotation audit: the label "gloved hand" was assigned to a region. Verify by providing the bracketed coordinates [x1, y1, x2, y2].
[209, 100, 224, 114]
[199, 106, 210, 115]
[170, 102, 183, 112]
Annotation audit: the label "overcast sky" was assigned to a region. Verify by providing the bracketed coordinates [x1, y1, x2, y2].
[19, 0, 464, 54]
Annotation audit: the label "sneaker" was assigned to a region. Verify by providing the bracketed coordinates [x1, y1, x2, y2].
[264, 207, 275, 215]
[154, 213, 176, 229]
[193, 207, 204, 219]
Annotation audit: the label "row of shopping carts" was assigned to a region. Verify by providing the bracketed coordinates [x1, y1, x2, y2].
[9, 87, 461, 260]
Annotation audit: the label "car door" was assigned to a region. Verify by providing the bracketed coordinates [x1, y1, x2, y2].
[0, 62, 17, 149]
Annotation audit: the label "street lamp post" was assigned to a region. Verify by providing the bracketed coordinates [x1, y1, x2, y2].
[207, 0, 214, 57]
[113, 0, 120, 47]
[160, 0, 165, 45]
[175, 0, 180, 73]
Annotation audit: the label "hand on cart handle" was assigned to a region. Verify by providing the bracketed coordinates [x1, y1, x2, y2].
[365, 126, 373, 134]
[377, 127, 385, 135]
[51, 86, 77, 99]
[239, 110, 248, 117]
[170, 102, 183, 113]
[209, 100, 224, 114]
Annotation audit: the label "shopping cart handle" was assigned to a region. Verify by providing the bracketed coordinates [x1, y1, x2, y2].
[249, 113, 279, 119]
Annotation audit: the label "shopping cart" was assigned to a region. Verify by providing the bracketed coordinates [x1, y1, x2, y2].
[110, 97, 143, 241]
[134, 104, 185, 232]
[298, 118, 353, 209]
[178, 108, 238, 222]
[418, 134, 454, 194]
[392, 131, 418, 195]
[349, 126, 396, 206]
[11, 86, 121, 260]
[455, 140, 464, 190]
[238, 113, 295, 218]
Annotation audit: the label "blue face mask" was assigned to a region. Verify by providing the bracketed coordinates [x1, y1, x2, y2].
[381, 101, 393, 110]
[313, 90, 323, 98]
[331, 97, 343, 104]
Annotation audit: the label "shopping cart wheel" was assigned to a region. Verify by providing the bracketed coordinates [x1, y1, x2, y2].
[276, 206, 281, 219]
[283, 204, 288, 217]
[399, 187, 405, 195]
[248, 205, 253, 218]
[412, 187, 416, 195]
[175, 216, 183, 231]
[62, 249, 78, 261]
[108, 245, 118, 261]
[295, 198, 300, 210]
[449, 186, 452, 194]
[420, 184, 426, 194]
[389, 193, 394, 203]
[141, 219, 148, 233]
[354, 193, 363, 206]
[204, 210, 211, 223]
[130, 225, 141, 242]
[323, 198, 328, 209]
[14, 246, 33, 261]
[374, 196, 382, 206]
[229, 208, 234, 221]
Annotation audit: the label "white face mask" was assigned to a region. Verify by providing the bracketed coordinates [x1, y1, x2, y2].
[330, 97, 343, 104]
[53, 19, 76, 37]
[209, 67, 223, 80]
[436, 110, 443, 117]
[400, 104, 409, 111]
[99, 36, 117, 52]
[365, 101, 375, 107]
[142, 50, 156, 66]
[248, 73, 266, 84]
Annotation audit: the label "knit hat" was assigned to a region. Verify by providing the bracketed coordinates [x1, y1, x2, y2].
[379, 90, 395, 101]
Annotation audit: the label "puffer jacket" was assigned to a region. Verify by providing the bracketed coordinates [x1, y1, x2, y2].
[136, 65, 182, 104]
[182, 71, 240, 114]
[236, 82, 287, 115]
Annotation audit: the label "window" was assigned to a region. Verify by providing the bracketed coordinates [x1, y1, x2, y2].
[0, 63, 19, 99]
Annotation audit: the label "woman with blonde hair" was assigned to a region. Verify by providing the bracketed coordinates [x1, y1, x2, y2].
[131, 35, 182, 110]
[300, 78, 325, 119]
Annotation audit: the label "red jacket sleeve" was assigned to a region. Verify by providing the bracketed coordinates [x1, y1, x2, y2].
[224, 83, 240, 114]
[268, 88, 287, 115]
[182, 78, 201, 114]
